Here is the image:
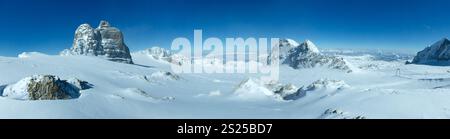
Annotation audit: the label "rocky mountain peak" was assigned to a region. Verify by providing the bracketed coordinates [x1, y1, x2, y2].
[409, 38, 450, 65]
[432, 38, 450, 47]
[61, 20, 133, 64]
[77, 24, 94, 33]
[270, 39, 352, 72]
[279, 39, 299, 48]
[301, 40, 320, 53]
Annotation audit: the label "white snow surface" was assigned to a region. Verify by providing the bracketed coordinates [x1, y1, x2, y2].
[0, 49, 450, 119]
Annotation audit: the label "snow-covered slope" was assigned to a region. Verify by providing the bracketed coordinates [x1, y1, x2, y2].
[1, 47, 450, 118]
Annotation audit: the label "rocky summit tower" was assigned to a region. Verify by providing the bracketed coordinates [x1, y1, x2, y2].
[61, 20, 133, 64]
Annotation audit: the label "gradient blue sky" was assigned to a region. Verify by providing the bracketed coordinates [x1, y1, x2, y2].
[0, 0, 449, 56]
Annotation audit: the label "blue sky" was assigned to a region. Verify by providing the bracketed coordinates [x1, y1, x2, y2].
[0, 0, 450, 56]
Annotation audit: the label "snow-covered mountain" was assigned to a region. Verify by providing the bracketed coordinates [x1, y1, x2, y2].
[409, 38, 450, 65]
[61, 20, 133, 64]
[271, 39, 352, 72]
[133, 47, 189, 66]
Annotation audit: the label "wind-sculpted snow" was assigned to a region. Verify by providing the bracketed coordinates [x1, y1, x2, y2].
[61, 20, 133, 64]
[410, 38, 450, 66]
[271, 39, 352, 72]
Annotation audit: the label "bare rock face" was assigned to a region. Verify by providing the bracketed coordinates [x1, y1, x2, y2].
[26, 76, 77, 100]
[409, 38, 450, 65]
[2, 75, 89, 100]
[61, 20, 133, 64]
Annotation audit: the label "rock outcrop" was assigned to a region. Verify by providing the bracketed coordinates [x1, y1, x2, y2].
[61, 20, 133, 64]
[2, 75, 90, 100]
[270, 39, 352, 72]
[409, 38, 450, 65]
[267, 82, 305, 100]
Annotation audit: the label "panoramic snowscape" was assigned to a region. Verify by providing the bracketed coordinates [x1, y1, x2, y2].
[2, 20, 450, 119]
